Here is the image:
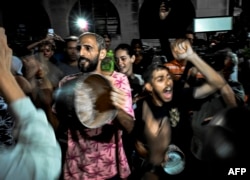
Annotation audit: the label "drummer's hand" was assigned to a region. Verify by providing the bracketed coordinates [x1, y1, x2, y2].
[110, 86, 126, 110]
[105, 75, 127, 110]
[58, 74, 78, 87]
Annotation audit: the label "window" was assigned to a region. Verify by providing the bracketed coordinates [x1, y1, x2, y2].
[69, 0, 120, 36]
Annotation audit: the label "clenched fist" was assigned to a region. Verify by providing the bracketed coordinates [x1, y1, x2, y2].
[171, 39, 195, 60]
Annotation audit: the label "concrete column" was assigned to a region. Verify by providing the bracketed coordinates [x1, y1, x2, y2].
[42, 0, 78, 38]
[110, 0, 141, 47]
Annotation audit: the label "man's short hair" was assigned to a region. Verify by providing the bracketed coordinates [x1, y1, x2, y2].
[64, 36, 79, 42]
[211, 48, 237, 71]
[79, 32, 106, 50]
[143, 62, 170, 83]
[102, 33, 111, 40]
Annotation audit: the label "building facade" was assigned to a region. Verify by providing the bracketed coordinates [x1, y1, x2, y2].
[0, 0, 234, 49]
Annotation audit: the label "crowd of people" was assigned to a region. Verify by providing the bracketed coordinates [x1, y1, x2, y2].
[1, 1, 250, 180]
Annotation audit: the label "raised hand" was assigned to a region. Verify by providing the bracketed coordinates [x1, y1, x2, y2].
[171, 39, 194, 60]
[0, 28, 12, 74]
[159, 1, 171, 20]
[53, 33, 65, 42]
[0, 27, 25, 103]
[110, 86, 126, 110]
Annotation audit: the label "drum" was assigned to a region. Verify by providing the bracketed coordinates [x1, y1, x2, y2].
[162, 144, 185, 175]
[54, 73, 117, 128]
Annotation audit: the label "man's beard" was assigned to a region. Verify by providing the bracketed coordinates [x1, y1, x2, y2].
[78, 55, 99, 73]
[152, 88, 169, 104]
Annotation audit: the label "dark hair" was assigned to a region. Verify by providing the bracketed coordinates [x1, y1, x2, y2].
[64, 36, 79, 47]
[39, 40, 56, 51]
[142, 62, 170, 83]
[114, 43, 135, 57]
[185, 30, 194, 35]
[131, 39, 143, 49]
[102, 33, 111, 40]
[64, 36, 78, 42]
[210, 48, 236, 71]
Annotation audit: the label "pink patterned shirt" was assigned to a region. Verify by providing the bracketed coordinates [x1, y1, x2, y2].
[64, 71, 134, 180]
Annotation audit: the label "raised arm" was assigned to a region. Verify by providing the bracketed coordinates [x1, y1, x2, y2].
[171, 39, 236, 107]
[0, 28, 25, 102]
[26, 32, 64, 51]
[159, 1, 171, 20]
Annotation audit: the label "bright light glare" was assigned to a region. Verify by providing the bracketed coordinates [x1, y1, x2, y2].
[77, 18, 88, 29]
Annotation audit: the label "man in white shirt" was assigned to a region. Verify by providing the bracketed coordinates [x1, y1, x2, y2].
[0, 27, 61, 180]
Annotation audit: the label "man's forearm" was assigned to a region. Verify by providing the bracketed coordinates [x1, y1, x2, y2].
[220, 84, 237, 107]
[187, 53, 226, 89]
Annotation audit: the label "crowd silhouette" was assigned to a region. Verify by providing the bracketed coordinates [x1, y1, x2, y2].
[0, 1, 250, 179]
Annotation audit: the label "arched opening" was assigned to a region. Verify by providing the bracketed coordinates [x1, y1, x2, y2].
[3, 0, 50, 45]
[2, 0, 50, 56]
[139, 0, 161, 39]
[69, 0, 120, 36]
[139, 0, 196, 39]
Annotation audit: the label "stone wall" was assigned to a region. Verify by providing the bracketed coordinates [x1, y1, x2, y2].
[41, 0, 230, 47]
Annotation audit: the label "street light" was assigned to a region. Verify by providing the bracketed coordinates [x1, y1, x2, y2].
[77, 18, 88, 32]
[76, 0, 89, 32]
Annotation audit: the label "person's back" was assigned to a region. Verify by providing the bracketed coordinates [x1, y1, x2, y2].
[0, 96, 15, 148]
[0, 103, 62, 180]
[0, 55, 32, 148]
